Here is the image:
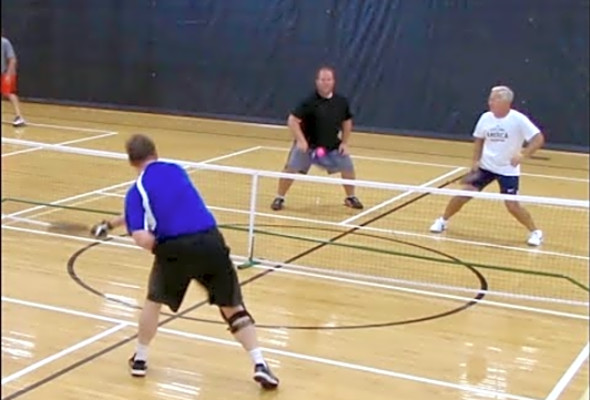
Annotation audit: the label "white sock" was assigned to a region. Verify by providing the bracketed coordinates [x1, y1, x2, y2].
[135, 343, 149, 361]
[276, 195, 285, 200]
[249, 348, 266, 366]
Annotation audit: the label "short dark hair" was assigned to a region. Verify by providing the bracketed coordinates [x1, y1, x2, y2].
[126, 134, 157, 164]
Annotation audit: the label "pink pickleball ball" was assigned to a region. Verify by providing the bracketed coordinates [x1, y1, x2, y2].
[315, 147, 326, 157]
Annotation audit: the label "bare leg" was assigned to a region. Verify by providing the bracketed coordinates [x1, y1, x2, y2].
[276, 168, 297, 197]
[504, 200, 537, 231]
[341, 169, 356, 197]
[443, 196, 472, 219]
[442, 186, 478, 220]
[132, 299, 162, 363]
[220, 305, 261, 352]
[7, 93, 23, 117]
[220, 305, 279, 388]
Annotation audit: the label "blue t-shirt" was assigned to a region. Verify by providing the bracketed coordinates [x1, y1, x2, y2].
[124, 161, 217, 241]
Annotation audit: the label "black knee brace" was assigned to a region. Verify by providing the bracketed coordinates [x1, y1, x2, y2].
[225, 309, 255, 333]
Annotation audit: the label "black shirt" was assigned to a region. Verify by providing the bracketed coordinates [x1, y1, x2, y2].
[291, 92, 353, 150]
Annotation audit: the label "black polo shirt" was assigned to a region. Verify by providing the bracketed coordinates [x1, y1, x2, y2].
[291, 92, 353, 150]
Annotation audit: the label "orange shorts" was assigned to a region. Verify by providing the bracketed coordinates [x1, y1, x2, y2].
[1, 74, 17, 95]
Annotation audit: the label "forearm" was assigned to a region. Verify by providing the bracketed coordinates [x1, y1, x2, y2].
[522, 133, 545, 158]
[341, 119, 353, 144]
[472, 138, 484, 164]
[106, 214, 126, 229]
[132, 231, 156, 251]
[287, 116, 306, 142]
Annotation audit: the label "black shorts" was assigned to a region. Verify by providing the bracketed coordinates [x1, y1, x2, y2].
[147, 228, 243, 312]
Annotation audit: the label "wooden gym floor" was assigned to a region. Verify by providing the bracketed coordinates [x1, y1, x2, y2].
[1, 102, 589, 400]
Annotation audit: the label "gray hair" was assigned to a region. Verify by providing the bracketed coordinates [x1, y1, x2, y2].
[490, 86, 514, 103]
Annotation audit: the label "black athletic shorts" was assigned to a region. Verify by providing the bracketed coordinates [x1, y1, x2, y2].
[147, 228, 243, 313]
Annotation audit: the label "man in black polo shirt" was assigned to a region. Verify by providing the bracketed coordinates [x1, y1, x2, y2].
[270, 66, 364, 211]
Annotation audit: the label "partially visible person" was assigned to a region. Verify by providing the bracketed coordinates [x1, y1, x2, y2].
[429, 85, 545, 246]
[1, 32, 26, 127]
[270, 66, 363, 211]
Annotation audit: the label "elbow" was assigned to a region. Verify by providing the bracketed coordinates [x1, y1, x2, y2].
[138, 237, 155, 251]
[530, 132, 545, 149]
[287, 114, 298, 127]
[287, 115, 301, 130]
[132, 231, 156, 250]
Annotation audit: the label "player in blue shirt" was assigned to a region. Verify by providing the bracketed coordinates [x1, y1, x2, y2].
[91, 134, 278, 389]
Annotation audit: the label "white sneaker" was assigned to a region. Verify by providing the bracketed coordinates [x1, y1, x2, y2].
[13, 116, 26, 127]
[430, 217, 447, 233]
[527, 230, 543, 246]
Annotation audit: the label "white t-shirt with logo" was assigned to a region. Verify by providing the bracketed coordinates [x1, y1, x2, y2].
[472, 109, 540, 176]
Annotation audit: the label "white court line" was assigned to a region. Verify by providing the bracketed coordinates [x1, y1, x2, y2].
[4, 216, 589, 310]
[242, 122, 285, 130]
[89, 194, 588, 261]
[2, 224, 141, 250]
[2, 145, 262, 221]
[262, 145, 458, 169]
[3, 223, 588, 321]
[261, 146, 590, 183]
[0, 323, 128, 385]
[545, 342, 590, 400]
[521, 172, 589, 183]
[0, 296, 539, 400]
[4, 138, 587, 208]
[1, 215, 50, 227]
[84, 189, 590, 261]
[340, 167, 466, 225]
[218, 124, 587, 159]
[1, 120, 116, 135]
[84, 188, 589, 261]
[2, 132, 118, 158]
[247, 263, 589, 320]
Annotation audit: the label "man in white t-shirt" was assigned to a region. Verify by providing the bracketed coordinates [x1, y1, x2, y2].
[429, 86, 545, 246]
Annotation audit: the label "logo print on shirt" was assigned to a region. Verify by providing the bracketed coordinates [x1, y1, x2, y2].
[486, 125, 509, 142]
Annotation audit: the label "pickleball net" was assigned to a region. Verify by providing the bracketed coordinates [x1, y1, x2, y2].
[2, 137, 588, 319]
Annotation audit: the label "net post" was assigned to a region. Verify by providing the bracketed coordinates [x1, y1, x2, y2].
[238, 172, 259, 270]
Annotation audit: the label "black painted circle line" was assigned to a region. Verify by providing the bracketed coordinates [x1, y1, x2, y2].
[68, 225, 488, 330]
[6, 132, 491, 400]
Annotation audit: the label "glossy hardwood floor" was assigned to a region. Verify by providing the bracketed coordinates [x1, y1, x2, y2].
[2, 102, 588, 400]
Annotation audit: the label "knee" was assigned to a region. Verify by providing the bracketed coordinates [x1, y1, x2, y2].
[504, 200, 520, 213]
[453, 195, 472, 205]
[220, 304, 243, 316]
[142, 299, 163, 314]
[340, 169, 355, 178]
[220, 305, 255, 333]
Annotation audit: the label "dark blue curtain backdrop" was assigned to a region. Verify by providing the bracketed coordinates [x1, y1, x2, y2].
[2, 0, 589, 150]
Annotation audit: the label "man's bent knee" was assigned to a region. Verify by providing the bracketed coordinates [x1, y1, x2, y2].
[220, 306, 256, 333]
